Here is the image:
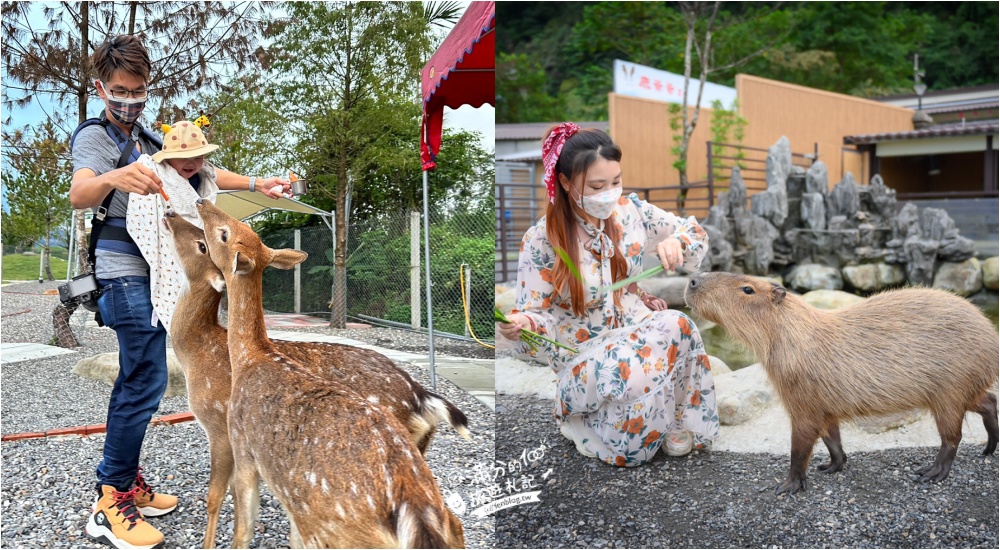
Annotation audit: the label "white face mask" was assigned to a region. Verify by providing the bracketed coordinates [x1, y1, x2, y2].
[573, 186, 622, 220]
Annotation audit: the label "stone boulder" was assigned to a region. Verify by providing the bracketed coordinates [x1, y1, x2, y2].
[858, 174, 896, 227]
[750, 189, 786, 228]
[725, 166, 748, 214]
[933, 258, 984, 297]
[855, 410, 925, 434]
[766, 137, 793, 191]
[744, 216, 780, 275]
[802, 289, 865, 311]
[714, 364, 774, 426]
[72, 350, 188, 397]
[983, 257, 999, 291]
[787, 264, 844, 292]
[701, 224, 734, 273]
[841, 263, 905, 292]
[805, 161, 828, 195]
[800, 193, 826, 230]
[640, 276, 691, 307]
[708, 355, 732, 376]
[826, 173, 860, 224]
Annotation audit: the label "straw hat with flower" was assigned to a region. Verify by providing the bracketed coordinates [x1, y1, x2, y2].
[151, 120, 219, 163]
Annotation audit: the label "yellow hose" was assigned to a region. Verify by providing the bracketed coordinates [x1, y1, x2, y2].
[460, 264, 495, 349]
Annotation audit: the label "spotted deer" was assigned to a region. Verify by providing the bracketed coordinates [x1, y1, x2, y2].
[192, 200, 464, 548]
[163, 211, 469, 548]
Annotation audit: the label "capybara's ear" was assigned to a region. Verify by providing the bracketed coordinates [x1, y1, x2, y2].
[770, 283, 786, 305]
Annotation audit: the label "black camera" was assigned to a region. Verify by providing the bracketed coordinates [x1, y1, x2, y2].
[58, 272, 103, 312]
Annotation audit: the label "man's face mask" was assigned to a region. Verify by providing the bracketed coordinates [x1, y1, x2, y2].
[98, 80, 147, 125]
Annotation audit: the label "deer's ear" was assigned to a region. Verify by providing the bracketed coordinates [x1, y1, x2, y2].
[232, 251, 255, 275]
[270, 248, 308, 270]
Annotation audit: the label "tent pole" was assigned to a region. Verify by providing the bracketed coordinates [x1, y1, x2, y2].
[422, 169, 436, 389]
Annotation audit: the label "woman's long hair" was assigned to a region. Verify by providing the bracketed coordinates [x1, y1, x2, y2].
[543, 128, 627, 317]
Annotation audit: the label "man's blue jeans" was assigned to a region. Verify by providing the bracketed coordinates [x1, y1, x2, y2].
[95, 276, 168, 490]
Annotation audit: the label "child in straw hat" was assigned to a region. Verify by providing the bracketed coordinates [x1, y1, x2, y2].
[126, 120, 223, 331]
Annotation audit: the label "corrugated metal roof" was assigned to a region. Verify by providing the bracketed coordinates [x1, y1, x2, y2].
[875, 83, 999, 102]
[843, 121, 999, 145]
[496, 121, 609, 141]
[496, 148, 542, 162]
[924, 100, 998, 115]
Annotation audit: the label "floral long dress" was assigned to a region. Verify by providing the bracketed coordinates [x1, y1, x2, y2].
[512, 193, 719, 467]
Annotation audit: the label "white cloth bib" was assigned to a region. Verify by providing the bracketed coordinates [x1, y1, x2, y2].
[127, 154, 219, 331]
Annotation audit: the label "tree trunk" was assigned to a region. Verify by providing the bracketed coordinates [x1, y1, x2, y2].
[330, 145, 348, 329]
[53, 0, 91, 348]
[676, 18, 695, 214]
[329, 3, 353, 330]
[52, 302, 80, 348]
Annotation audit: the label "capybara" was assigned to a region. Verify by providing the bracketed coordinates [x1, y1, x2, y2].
[685, 272, 998, 495]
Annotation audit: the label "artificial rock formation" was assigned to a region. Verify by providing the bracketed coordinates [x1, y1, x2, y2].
[699, 136, 982, 292]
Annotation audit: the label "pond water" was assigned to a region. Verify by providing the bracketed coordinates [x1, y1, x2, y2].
[681, 298, 1000, 371]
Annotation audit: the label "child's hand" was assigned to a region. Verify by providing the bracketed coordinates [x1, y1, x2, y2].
[258, 177, 292, 199]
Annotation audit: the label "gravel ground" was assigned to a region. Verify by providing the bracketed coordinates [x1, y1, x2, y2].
[1, 281, 495, 548]
[495, 393, 999, 549]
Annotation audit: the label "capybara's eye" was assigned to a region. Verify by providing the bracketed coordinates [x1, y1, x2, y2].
[221, 229, 228, 243]
[741, 286, 755, 295]
[197, 242, 207, 254]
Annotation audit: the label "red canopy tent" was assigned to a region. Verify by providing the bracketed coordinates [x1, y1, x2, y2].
[420, 1, 495, 171]
[418, 2, 495, 387]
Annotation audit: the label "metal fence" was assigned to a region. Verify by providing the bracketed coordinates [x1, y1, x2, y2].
[256, 206, 495, 342]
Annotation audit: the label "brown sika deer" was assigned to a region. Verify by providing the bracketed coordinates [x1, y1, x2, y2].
[163, 211, 469, 548]
[193, 199, 464, 548]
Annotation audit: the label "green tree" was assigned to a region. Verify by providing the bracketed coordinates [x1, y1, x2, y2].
[1, 120, 72, 280]
[3, 1, 274, 346]
[272, 1, 431, 328]
[496, 52, 563, 123]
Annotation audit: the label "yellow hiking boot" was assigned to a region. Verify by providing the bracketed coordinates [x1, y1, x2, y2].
[85, 485, 165, 549]
[132, 469, 178, 517]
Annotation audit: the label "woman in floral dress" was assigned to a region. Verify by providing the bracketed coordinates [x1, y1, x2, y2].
[498, 123, 719, 467]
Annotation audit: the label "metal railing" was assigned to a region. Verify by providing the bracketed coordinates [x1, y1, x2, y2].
[707, 141, 818, 197]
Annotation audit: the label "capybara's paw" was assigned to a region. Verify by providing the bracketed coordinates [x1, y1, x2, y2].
[817, 460, 844, 474]
[775, 477, 806, 495]
[914, 463, 951, 483]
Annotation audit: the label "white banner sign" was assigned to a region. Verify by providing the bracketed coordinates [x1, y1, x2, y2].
[613, 59, 737, 108]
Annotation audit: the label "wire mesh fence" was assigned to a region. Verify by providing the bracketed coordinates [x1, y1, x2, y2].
[254, 205, 495, 343]
[45, 201, 495, 346]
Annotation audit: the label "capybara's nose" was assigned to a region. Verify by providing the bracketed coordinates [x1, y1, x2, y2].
[689, 276, 700, 290]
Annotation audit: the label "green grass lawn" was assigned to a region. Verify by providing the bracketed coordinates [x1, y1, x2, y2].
[1, 254, 70, 282]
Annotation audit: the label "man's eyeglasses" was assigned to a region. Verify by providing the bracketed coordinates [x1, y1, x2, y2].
[108, 87, 148, 100]
[98, 80, 148, 100]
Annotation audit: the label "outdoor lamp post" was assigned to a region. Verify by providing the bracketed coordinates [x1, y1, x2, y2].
[914, 81, 927, 111]
[913, 54, 927, 111]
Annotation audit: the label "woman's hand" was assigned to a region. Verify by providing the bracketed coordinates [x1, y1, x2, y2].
[258, 177, 291, 199]
[498, 312, 531, 341]
[655, 236, 685, 272]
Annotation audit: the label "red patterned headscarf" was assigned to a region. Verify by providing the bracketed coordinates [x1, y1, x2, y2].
[542, 122, 580, 204]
